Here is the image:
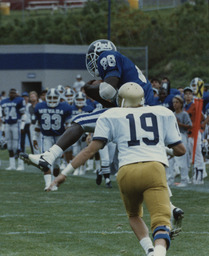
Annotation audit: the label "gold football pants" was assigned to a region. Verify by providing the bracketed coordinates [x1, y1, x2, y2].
[117, 161, 171, 232]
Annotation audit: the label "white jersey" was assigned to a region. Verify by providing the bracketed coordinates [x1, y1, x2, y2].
[93, 106, 182, 168]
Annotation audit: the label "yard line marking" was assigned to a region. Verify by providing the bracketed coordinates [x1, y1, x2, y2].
[2, 231, 209, 235]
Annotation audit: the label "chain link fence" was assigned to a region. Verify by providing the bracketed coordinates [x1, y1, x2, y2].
[138, 0, 206, 11]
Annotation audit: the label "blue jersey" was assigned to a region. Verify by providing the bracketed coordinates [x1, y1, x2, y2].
[97, 51, 154, 106]
[170, 88, 180, 96]
[71, 104, 94, 118]
[35, 101, 72, 136]
[153, 94, 174, 111]
[0, 96, 25, 124]
[86, 99, 103, 111]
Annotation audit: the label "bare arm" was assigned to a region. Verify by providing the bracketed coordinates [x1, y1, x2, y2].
[71, 140, 104, 169]
[47, 140, 104, 190]
[172, 143, 186, 156]
[166, 142, 186, 158]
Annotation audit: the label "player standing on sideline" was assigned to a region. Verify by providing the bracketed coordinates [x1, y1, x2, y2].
[72, 74, 85, 93]
[70, 91, 94, 175]
[166, 95, 192, 187]
[183, 86, 206, 184]
[62, 88, 75, 165]
[32, 88, 72, 191]
[1, 88, 26, 170]
[48, 83, 186, 256]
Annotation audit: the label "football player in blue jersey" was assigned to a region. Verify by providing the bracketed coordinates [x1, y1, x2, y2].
[57, 85, 66, 102]
[62, 88, 75, 166]
[70, 91, 94, 175]
[84, 39, 154, 107]
[1, 88, 26, 170]
[153, 87, 175, 111]
[20, 39, 155, 171]
[32, 88, 73, 191]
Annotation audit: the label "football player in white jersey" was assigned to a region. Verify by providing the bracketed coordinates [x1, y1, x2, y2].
[48, 82, 186, 256]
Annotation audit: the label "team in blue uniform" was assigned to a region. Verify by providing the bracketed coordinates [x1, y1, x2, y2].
[33, 88, 73, 190]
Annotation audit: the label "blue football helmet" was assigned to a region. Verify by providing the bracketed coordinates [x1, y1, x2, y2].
[86, 39, 117, 77]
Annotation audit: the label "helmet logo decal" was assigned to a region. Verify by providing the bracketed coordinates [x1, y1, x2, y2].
[93, 41, 113, 53]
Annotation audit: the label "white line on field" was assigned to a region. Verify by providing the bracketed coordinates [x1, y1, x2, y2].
[1, 214, 209, 218]
[1, 231, 209, 235]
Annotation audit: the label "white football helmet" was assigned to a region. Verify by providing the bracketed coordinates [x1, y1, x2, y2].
[65, 88, 75, 105]
[190, 77, 204, 94]
[46, 88, 60, 108]
[75, 92, 86, 108]
[117, 82, 144, 108]
[57, 85, 66, 101]
[86, 39, 117, 77]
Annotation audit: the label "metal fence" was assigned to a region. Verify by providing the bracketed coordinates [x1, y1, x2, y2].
[118, 46, 148, 78]
[138, 0, 206, 11]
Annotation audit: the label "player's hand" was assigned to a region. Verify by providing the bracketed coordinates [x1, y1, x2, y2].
[33, 140, 38, 150]
[2, 131, 5, 137]
[46, 174, 67, 191]
[21, 129, 24, 134]
[86, 133, 92, 145]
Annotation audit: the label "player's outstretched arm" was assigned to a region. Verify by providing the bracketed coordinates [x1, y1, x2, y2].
[47, 140, 104, 191]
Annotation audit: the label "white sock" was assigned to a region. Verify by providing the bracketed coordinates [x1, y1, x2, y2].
[154, 245, 166, 256]
[44, 174, 52, 188]
[43, 145, 63, 165]
[10, 157, 16, 168]
[87, 159, 94, 169]
[49, 145, 63, 159]
[140, 237, 154, 255]
[170, 202, 175, 212]
[18, 158, 24, 167]
[95, 160, 100, 170]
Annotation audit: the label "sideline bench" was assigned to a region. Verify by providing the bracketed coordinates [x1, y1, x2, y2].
[26, 1, 59, 13]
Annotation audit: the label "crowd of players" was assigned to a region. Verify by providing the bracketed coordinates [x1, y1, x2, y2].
[0, 74, 208, 190]
[0, 38, 208, 256]
[0, 76, 208, 185]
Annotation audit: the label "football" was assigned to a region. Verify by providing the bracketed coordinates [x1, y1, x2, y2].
[91, 80, 103, 86]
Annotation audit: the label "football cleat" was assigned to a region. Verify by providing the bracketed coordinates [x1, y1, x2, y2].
[19, 153, 51, 173]
[147, 248, 154, 256]
[105, 180, 112, 188]
[96, 169, 103, 185]
[44, 185, 58, 192]
[6, 166, 16, 171]
[170, 207, 184, 239]
[73, 169, 79, 176]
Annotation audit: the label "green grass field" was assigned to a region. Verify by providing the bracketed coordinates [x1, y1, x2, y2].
[0, 151, 209, 256]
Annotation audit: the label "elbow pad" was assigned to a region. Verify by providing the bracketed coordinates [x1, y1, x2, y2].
[99, 82, 117, 101]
